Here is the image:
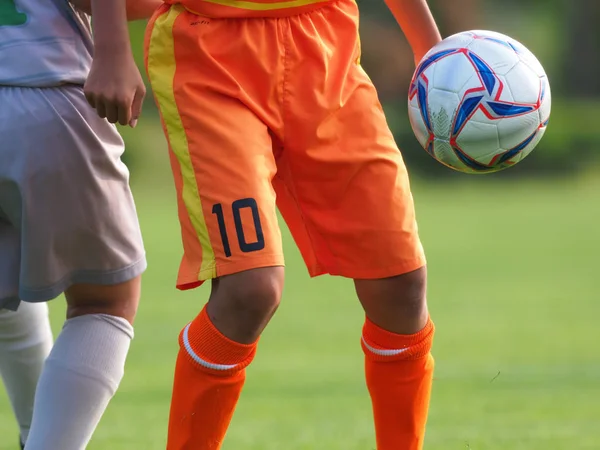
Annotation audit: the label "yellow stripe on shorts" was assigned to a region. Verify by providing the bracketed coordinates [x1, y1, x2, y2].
[197, 0, 332, 11]
[146, 5, 217, 279]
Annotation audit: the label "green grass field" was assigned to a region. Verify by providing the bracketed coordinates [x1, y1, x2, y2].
[1, 171, 598, 449]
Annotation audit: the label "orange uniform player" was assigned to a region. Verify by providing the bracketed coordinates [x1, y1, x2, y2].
[144, 0, 441, 449]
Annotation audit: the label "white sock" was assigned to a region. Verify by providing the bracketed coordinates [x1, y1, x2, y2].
[0, 302, 53, 443]
[24, 314, 134, 450]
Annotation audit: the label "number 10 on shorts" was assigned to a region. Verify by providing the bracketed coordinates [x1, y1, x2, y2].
[212, 198, 265, 257]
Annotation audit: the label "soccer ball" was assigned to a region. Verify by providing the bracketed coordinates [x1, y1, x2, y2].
[408, 30, 551, 173]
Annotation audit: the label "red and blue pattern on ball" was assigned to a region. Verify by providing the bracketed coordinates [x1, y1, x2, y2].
[409, 38, 548, 172]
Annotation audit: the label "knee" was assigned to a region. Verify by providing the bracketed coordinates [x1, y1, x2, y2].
[355, 266, 428, 334]
[393, 267, 428, 315]
[65, 276, 141, 325]
[207, 267, 284, 343]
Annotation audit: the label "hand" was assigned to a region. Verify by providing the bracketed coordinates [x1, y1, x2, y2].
[84, 49, 146, 128]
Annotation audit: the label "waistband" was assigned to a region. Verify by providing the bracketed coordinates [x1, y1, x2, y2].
[164, 0, 342, 18]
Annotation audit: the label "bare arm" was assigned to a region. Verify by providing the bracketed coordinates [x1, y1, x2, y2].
[71, 0, 161, 21]
[384, 0, 442, 63]
[90, 0, 130, 53]
[83, 0, 146, 126]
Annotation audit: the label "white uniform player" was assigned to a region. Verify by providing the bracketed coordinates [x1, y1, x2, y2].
[0, 1, 146, 448]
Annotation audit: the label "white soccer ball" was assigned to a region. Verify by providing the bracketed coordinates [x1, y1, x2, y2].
[408, 30, 551, 173]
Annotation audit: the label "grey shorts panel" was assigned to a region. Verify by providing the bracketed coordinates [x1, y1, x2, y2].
[0, 85, 146, 309]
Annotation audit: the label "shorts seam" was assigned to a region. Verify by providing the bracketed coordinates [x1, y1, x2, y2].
[274, 174, 325, 272]
[280, 20, 291, 142]
[277, 25, 330, 276]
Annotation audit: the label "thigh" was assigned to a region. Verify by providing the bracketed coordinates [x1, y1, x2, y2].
[146, 5, 285, 290]
[279, 2, 426, 279]
[65, 276, 142, 325]
[0, 86, 146, 303]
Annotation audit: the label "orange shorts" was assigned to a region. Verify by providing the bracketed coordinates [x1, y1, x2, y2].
[145, 0, 426, 290]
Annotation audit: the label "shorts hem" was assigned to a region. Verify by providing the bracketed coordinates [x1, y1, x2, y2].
[15, 255, 148, 304]
[0, 296, 21, 311]
[176, 254, 285, 290]
[310, 256, 427, 280]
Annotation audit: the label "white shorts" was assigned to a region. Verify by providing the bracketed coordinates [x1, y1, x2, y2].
[0, 85, 146, 310]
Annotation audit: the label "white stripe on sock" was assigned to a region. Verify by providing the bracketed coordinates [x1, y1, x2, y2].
[182, 323, 241, 371]
[362, 336, 409, 357]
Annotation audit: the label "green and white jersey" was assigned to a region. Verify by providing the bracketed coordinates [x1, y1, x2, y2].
[0, 0, 92, 87]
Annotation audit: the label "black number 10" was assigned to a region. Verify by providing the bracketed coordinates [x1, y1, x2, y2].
[212, 198, 265, 258]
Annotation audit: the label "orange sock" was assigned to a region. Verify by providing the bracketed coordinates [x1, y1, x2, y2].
[167, 306, 257, 450]
[362, 317, 435, 450]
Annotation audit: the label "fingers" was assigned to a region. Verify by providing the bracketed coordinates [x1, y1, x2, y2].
[129, 86, 146, 128]
[95, 101, 107, 120]
[84, 89, 96, 109]
[85, 96, 123, 123]
[117, 98, 132, 126]
[106, 103, 121, 125]
[84, 81, 146, 127]
[85, 93, 132, 126]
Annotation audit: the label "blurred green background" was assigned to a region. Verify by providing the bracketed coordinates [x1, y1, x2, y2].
[1, 1, 599, 449]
